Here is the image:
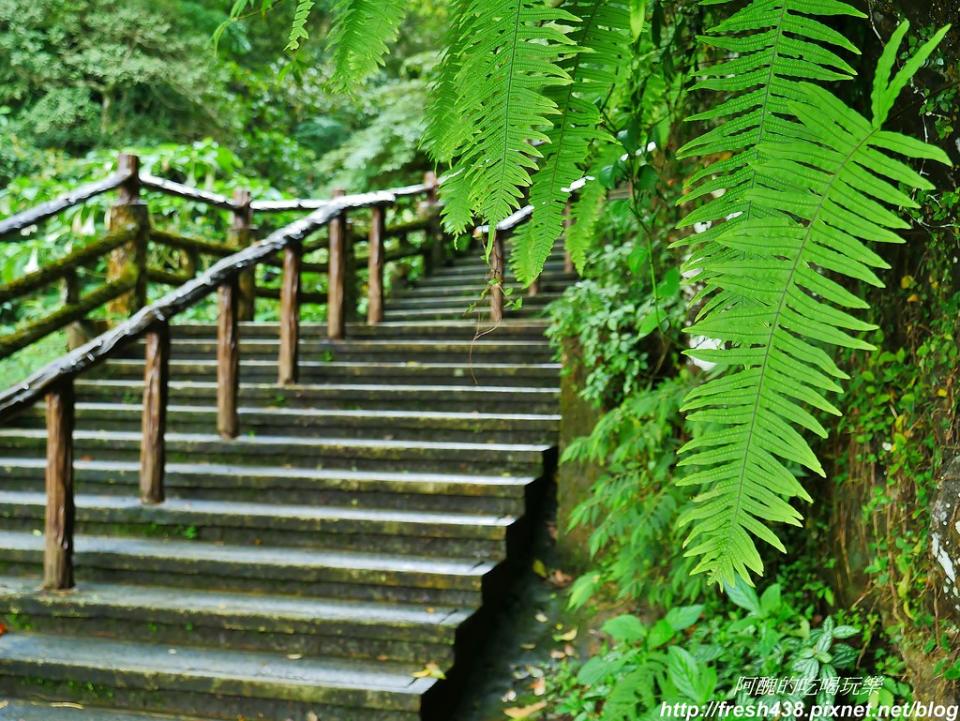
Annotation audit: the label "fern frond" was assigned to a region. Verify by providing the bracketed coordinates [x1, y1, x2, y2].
[511, 0, 631, 285]
[327, 0, 409, 90]
[422, 0, 473, 163]
[285, 0, 316, 52]
[677, 20, 951, 586]
[435, 0, 578, 238]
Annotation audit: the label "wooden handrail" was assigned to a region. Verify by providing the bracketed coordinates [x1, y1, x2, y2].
[0, 172, 131, 241]
[140, 174, 238, 211]
[0, 227, 134, 304]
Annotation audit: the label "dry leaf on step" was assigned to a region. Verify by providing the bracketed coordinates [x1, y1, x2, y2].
[412, 662, 446, 680]
[504, 701, 547, 719]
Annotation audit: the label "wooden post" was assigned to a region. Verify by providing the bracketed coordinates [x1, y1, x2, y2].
[43, 379, 75, 591]
[140, 321, 169, 504]
[367, 205, 386, 325]
[108, 153, 149, 317]
[424, 172, 444, 274]
[278, 241, 301, 385]
[563, 200, 575, 274]
[490, 230, 505, 323]
[231, 189, 255, 321]
[217, 278, 240, 439]
[63, 270, 84, 350]
[328, 189, 347, 340]
[528, 275, 542, 297]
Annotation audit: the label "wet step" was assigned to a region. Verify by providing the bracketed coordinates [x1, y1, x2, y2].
[14, 403, 560, 444]
[0, 700, 209, 721]
[126, 339, 555, 364]
[385, 294, 562, 311]
[406, 269, 576, 289]
[0, 531, 497, 605]
[0, 459, 535, 515]
[0, 633, 435, 721]
[383, 306, 551, 321]
[0, 491, 517, 559]
[0, 430, 551, 474]
[171, 320, 552, 342]
[0, 577, 469, 664]
[74, 380, 561, 414]
[88, 359, 562, 388]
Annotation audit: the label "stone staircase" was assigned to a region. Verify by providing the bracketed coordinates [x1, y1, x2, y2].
[0, 245, 574, 720]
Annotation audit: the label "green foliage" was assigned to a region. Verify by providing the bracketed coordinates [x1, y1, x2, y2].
[511, 0, 630, 284]
[327, 0, 408, 89]
[675, 9, 951, 586]
[548, 582, 883, 720]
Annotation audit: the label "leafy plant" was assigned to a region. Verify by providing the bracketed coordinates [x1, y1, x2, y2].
[676, 12, 952, 586]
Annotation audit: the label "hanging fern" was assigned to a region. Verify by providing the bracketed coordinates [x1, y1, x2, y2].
[327, 0, 409, 89]
[677, 18, 951, 586]
[285, 0, 316, 52]
[429, 0, 579, 240]
[510, 0, 631, 285]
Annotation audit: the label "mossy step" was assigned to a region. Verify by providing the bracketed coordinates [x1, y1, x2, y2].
[74, 380, 560, 414]
[0, 459, 533, 515]
[428, 259, 568, 278]
[169, 320, 550, 342]
[127, 339, 554, 364]
[386, 294, 562, 311]
[383, 306, 550, 321]
[0, 633, 433, 720]
[0, 430, 550, 475]
[407, 269, 576, 289]
[0, 700, 210, 721]
[0, 532, 496, 604]
[88, 359, 561, 388]
[0, 577, 468, 664]
[16, 403, 558, 445]
[0, 491, 516, 559]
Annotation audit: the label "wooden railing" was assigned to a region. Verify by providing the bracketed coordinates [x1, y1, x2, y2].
[0, 154, 451, 590]
[0, 152, 582, 591]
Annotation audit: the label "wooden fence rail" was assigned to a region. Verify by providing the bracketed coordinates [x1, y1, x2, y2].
[0, 150, 579, 591]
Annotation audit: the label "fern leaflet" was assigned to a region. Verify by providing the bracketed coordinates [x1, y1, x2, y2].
[327, 0, 409, 90]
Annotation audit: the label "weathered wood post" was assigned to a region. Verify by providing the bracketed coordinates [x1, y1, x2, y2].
[563, 200, 574, 274]
[230, 189, 255, 321]
[367, 205, 386, 325]
[278, 240, 301, 385]
[107, 153, 149, 317]
[424, 172, 444, 275]
[43, 379, 75, 591]
[140, 321, 169, 504]
[490, 230, 505, 322]
[328, 189, 348, 340]
[528, 275, 542, 298]
[62, 269, 84, 350]
[217, 277, 240, 438]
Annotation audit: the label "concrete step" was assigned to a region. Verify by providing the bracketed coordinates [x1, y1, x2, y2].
[74, 380, 561, 414]
[0, 577, 468, 665]
[0, 430, 551, 475]
[385, 294, 562, 311]
[124, 339, 554, 364]
[0, 459, 535, 515]
[88, 359, 561, 388]
[0, 531, 497, 605]
[170, 320, 551, 342]
[14, 403, 560, 444]
[383, 305, 551, 321]
[405, 269, 576, 289]
[0, 633, 435, 720]
[0, 491, 517, 560]
[0, 700, 209, 721]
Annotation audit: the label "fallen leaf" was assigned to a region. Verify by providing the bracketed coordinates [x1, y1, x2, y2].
[564, 644, 577, 657]
[501, 689, 517, 703]
[531, 677, 546, 696]
[412, 662, 446, 680]
[0, 622, 7, 637]
[534, 612, 548, 623]
[286, 653, 303, 660]
[554, 628, 577, 642]
[532, 559, 548, 578]
[550, 649, 567, 660]
[504, 701, 547, 719]
[548, 570, 573, 588]
[520, 642, 536, 650]
[306, 713, 319, 721]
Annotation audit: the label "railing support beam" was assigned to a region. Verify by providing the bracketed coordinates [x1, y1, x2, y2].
[217, 278, 240, 438]
[490, 231, 505, 323]
[43, 379, 75, 591]
[278, 242, 301, 385]
[328, 189, 348, 340]
[231, 189, 255, 321]
[140, 321, 169, 504]
[108, 153, 149, 317]
[367, 206, 386, 325]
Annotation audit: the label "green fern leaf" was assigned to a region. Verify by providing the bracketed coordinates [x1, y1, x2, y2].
[327, 0, 409, 90]
[678, 19, 951, 586]
[432, 0, 578, 238]
[511, 0, 630, 285]
[285, 0, 316, 52]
